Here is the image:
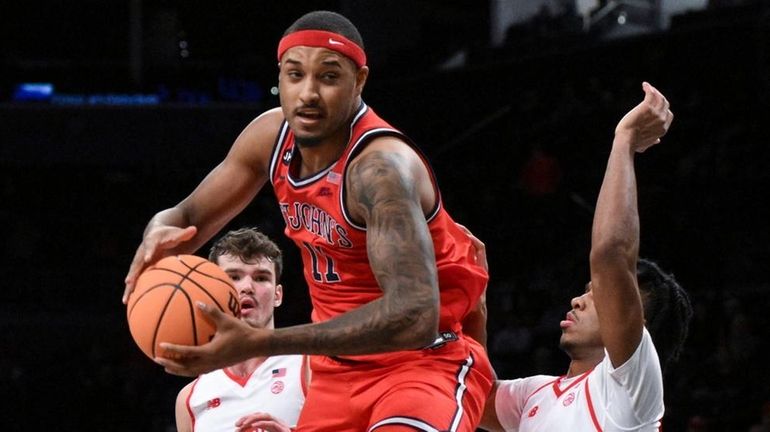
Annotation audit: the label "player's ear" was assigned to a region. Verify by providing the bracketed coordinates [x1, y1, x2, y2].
[354, 66, 369, 97]
[274, 284, 283, 307]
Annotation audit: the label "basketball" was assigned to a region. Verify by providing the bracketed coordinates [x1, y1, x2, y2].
[126, 254, 240, 360]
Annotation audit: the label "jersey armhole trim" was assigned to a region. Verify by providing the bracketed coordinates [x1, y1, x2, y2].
[340, 129, 442, 231]
[269, 121, 291, 185]
[187, 377, 200, 431]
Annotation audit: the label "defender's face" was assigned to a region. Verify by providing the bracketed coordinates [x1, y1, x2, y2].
[559, 283, 603, 353]
[278, 45, 367, 147]
[217, 254, 282, 329]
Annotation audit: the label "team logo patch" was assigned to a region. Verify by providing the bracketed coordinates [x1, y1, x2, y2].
[563, 392, 575, 406]
[207, 398, 221, 409]
[271, 380, 285, 394]
[528, 406, 539, 417]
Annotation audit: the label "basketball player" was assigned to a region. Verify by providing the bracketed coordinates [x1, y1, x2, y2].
[124, 10, 493, 431]
[479, 83, 694, 431]
[175, 228, 307, 432]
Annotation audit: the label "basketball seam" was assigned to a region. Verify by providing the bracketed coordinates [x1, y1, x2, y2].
[180, 260, 238, 315]
[153, 284, 183, 358]
[128, 256, 239, 359]
[127, 282, 177, 319]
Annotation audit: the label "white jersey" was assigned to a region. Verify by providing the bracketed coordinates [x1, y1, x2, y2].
[496, 329, 663, 431]
[187, 355, 307, 432]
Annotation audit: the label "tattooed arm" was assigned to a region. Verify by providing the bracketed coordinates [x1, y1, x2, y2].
[157, 137, 441, 376]
[278, 136, 440, 352]
[342, 137, 441, 349]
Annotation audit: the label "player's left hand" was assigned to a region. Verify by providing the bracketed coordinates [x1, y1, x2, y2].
[235, 412, 292, 432]
[155, 302, 268, 377]
[614, 81, 674, 153]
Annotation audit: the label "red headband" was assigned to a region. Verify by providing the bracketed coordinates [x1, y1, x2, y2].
[277, 30, 367, 68]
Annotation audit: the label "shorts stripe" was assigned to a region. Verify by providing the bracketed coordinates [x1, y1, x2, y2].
[368, 354, 475, 432]
[449, 354, 474, 431]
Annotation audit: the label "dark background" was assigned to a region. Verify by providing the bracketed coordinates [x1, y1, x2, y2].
[1, 1, 769, 430]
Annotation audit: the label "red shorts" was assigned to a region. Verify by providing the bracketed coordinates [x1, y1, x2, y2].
[295, 336, 493, 432]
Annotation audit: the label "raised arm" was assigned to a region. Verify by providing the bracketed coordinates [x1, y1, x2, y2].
[122, 109, 283, 303]
[589, 82, 673, 367]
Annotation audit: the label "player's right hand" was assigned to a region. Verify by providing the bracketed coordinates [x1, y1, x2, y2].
[123, 225, 197, 304]
[155, 302, 267, 376]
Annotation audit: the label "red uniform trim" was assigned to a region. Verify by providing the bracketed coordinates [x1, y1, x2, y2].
[522, 377, 558, 410]
[186, 377, 200, 431]
[300, 355, 310, 397]
[552, 368, 593, 398]
[584, 378, 602, 432]
[223, 366, 254, 388]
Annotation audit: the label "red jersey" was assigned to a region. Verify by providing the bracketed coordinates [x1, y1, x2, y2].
[269, 103, 487, 340]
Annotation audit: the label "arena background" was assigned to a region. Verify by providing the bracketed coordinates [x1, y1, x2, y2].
[2, 1, 768, 430]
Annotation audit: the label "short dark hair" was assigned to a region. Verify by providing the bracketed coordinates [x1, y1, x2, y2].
[283, 10, 365, 50]
[637, 258, 693, 372]
[209, 227, 283, 281]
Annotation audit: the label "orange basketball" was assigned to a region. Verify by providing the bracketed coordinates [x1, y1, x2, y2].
[126, 254, 240, 360]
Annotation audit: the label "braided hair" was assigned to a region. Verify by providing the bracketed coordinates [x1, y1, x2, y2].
[637, 258, 694, 372]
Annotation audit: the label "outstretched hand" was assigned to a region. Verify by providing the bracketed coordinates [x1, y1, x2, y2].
[615, 82, 674, 153]
[154, 302, 266, 377]
[235, 412, 292, 432]
[123, 225, 198, 304]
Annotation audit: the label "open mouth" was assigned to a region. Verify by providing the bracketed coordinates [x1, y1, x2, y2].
[296, 109, 323, 120]
[240, 297, 256, 312]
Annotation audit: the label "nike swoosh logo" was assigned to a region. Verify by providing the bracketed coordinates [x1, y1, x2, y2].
[328, 38, 344, 46]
